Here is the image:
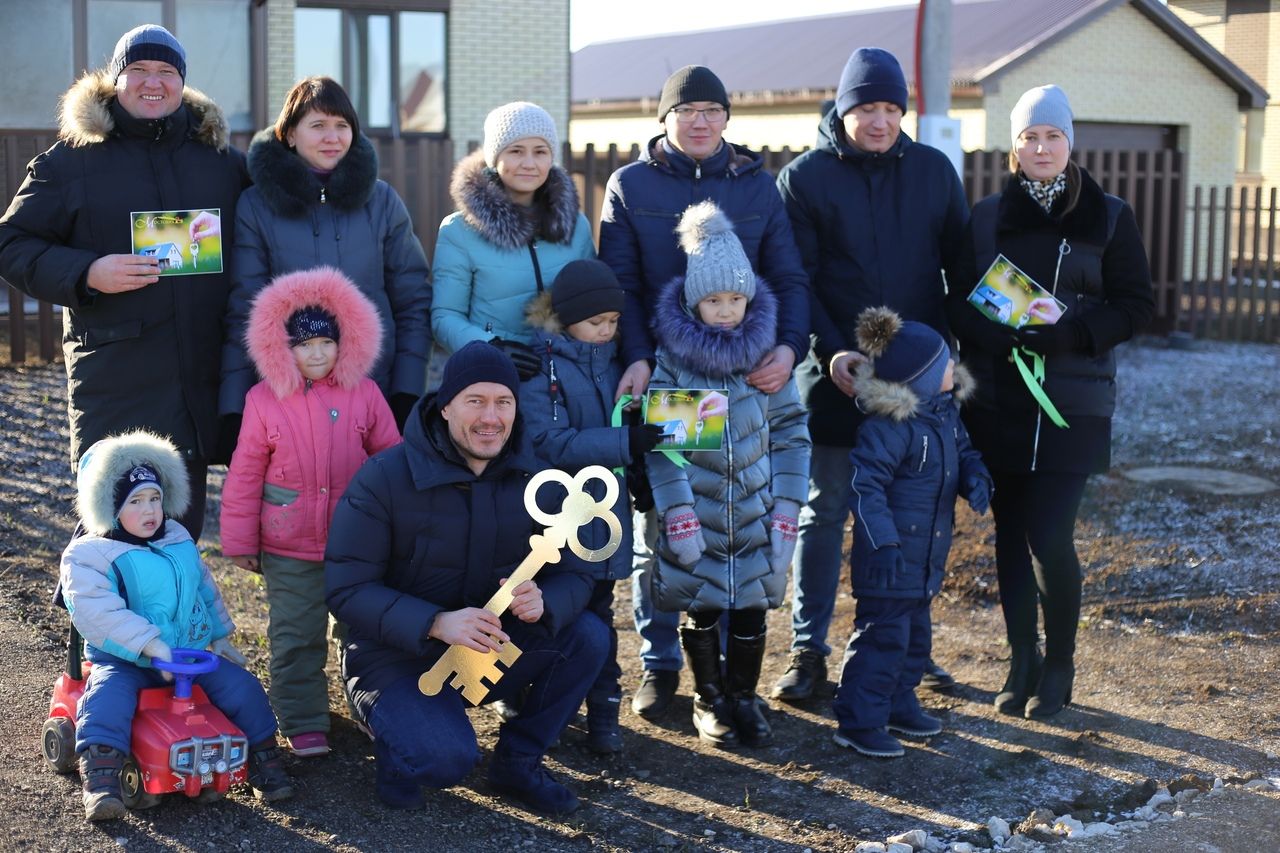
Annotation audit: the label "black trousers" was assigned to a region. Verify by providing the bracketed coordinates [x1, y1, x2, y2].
[688, 609, 766, 635]
[990, 470, 1089, 662]
[176, 457, 209, 542]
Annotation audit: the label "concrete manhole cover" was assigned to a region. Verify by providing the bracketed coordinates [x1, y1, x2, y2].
[1123, 466, 1278, 496]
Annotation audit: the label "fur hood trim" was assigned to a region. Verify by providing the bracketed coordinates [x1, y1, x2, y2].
[856, 361, 975, 421]
[450, 149, 581, 250]
[246, 266, 384, 399]
[525, 290, 563, 335]
[58, 70, 229, 150]
[246, 127, 379, 216]
[652, 273, 777, 377]
[76, 431, 191, 536]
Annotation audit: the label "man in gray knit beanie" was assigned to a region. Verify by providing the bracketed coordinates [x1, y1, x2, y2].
[482, 102, 559, 167]
[1009, 84, 1074, 150]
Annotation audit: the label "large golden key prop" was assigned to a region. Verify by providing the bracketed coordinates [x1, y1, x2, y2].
[417, 466, 622, 704]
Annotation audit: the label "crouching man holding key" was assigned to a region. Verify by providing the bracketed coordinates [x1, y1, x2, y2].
[325, 341, 607, 815]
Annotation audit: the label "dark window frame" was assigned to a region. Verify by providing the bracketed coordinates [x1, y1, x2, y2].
[296, 0, 450, 138]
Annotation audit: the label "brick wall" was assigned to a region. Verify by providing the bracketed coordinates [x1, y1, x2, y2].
[265, 0, 296, 123]
[448, 0, 571, 157]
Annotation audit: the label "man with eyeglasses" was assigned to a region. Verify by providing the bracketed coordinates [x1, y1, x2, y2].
[772, 47, 969, 707]
[599, 64, 810, 721]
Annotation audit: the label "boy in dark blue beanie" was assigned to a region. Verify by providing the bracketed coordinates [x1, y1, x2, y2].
[831, 307, 991, 758]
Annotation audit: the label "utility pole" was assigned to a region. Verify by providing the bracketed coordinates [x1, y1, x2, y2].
[915, 0, 963, 177]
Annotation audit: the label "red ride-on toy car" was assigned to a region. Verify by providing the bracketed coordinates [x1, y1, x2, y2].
[43, 626, 250, 810]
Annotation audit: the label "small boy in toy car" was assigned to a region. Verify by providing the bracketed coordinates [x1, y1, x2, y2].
[60, 430, 293, 820]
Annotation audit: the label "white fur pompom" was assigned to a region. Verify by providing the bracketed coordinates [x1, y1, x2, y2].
[677, 200, 735, 255]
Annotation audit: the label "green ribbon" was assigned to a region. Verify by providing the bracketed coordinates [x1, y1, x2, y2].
[612, 392, 690, 470]
[1011, 348, 1069, 429]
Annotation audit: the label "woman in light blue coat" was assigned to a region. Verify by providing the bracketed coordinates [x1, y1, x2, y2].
[431, 102, 594, 378]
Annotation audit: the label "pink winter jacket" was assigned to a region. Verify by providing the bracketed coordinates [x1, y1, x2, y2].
[221, 267, 404, 562]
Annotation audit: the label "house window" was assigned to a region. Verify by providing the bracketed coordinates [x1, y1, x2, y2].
[295, 4, 447, 135]
[0, 0, 74, 127]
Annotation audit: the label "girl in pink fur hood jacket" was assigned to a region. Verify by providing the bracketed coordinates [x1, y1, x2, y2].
[221, 265, 401, 753]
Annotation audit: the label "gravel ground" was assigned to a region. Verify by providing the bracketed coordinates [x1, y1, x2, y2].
[0, 337, 1278, 852]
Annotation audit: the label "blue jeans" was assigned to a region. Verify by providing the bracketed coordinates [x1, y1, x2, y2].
[76, 652, 278, 754]
[630, 509, 682, 672]
[788, 444, 854, 657]
[832, 596, 932, 731]
[367, 611, 608, 790]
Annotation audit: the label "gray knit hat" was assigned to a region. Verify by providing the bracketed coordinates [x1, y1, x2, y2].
[482, 101, 558, 167]
[110, 24, 187, 82]
[1010, 85, 1074, 150]
[677, 201, 756, 309]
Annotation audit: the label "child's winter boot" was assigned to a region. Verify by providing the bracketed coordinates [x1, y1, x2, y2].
[680, 622, 738, 748]
[247, 740, 294, 801]
[80, 744, 127, 821]
[727, 631, 772, 747]
[585, 689, 623, 755]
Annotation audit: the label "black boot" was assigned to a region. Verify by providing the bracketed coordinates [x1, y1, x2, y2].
[726, 631, 772, 747]
[680, 622, 738, 748]
[994, 643, 1042, 715]
[1026, 659, 1074, 719]
[770, 647, 827, 702]
[585, 690, 624, 755]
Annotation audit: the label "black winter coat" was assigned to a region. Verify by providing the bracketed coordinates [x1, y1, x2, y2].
[0, 73, 249, 463]
[324, 397, 594, 719]
[599, 135, 810, 367]
[221, 129, 431, 416]
[946, 169, 1154, 473]
[777, 109, 968, 447]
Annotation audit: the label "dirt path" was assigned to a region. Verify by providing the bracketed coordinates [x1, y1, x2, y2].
[2, 338, 1278, 852]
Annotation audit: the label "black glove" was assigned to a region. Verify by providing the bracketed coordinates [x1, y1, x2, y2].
[490, 337, 541, 380]
[211, 413, 242, 466]
[969, 316, 1019, 353]
[627, 462, 655, 513]
[628, 423, 664, 459]
[1015, 320, 1085, 356]
[389, 393, 419, 434]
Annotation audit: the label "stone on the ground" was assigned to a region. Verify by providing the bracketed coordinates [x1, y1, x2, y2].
[885, 844, 913, 853]
[1244, 778, 1275, 790]
[1081, 822, 1118, 837]
[986, 816, 1011, 843]
[854, 843, 887, 853]
[1053, 815, 1084, 837]
[887, 829, 929, 849]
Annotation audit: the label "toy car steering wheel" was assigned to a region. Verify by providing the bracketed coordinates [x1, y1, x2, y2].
[154, 648, 220, 699]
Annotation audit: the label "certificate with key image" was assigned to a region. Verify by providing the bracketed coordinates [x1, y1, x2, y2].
[131, 208, 223, 276]
[642, 388, 728, 452]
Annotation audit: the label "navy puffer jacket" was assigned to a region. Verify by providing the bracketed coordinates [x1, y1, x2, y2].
[519, 292, 633, 581]
[777, 109, 968, 446]
[848, 368, 990, 599]
[324, 397, 594, 719]
[599, 135, 810, 367]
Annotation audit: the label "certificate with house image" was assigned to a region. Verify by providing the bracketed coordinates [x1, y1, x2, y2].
[642, 388, 727, 452]
[130, 208, 223, 276]
[968, 254, 1068, 328]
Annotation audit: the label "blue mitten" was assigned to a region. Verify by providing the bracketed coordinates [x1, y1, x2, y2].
[866, 545, 905, 589]
[664, 505, 706, 568]
[966, 476, 992, 515]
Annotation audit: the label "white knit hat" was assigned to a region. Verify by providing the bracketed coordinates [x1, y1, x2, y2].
[482, 102, 558, 167]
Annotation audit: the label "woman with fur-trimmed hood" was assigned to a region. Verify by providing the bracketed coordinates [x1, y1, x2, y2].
[645, 201, 811, 750]
[223, 76, 431, 433]
[431, 102, 594, 378]
[0, 25, 249, 541]
[61, 429, 290, 820]
[221, 265, 401, 755]
[830, 307, 991, 759]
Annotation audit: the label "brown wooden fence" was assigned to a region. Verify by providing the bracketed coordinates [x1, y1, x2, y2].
[0, 131, 1270, 364]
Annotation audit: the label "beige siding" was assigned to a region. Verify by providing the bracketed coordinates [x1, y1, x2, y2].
[985, 2, 1239, 193]
[448, 0, 570, 156]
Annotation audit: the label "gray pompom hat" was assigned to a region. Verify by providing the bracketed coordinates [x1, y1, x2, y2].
[677, 201, 757, 309]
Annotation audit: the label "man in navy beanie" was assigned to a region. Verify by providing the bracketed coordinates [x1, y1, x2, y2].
[325, 340, 606, 816]
[773, 46, 969, 702]
[0, 23, 248, 542]
[598, 62, 811, 719]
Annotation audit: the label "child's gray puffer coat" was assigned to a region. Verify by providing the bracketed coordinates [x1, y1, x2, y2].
[646, 275, 811, 612]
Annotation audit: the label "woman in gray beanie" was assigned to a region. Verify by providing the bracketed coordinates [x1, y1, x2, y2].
[945, 84, 1154, 719]
[432, 101, 594, 379]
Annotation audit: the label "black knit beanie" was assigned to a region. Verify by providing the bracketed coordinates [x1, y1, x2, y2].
[437, 341, 521, 407]
[658, 66, 730, 120]
[552, 259, 624, 327]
